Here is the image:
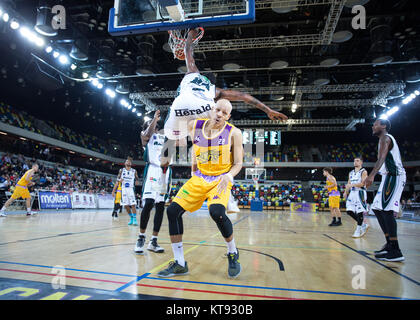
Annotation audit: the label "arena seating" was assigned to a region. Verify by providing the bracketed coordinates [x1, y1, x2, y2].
[311, 183, 347, 209]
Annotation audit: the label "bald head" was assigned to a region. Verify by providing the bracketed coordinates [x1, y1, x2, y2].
[211, 99, 232, 126]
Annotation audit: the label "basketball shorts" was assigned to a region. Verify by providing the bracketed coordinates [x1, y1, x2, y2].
[11, 185, 30, 199]
[173, 170, 232, 213]
[164, 93, 214, 140]
[121, 188, 136, 206]
[114, 190, 121, 204]
[142, 164, 172, 205]
[372, 173, 406, 212]
[328, 195, 340, 208]
[346, 189, 368, 213]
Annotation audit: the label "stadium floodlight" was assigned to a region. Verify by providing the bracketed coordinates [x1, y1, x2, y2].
[132, 108, 137, 113]
[96, 82, 103, 89]
[379, 113, 388, 120]
[410, 93, 416, 99]
[386, 106, 399, 116]
[2, 13, 9, 22]
[59, 55, 69, 64]
[120, 98, 128, 106]
[91, 78, 99, 87]
[70, 64, 77, 70]
[0, 8, 3, 16]
[10, 19, 19, 30]
[137, 112, 142, 117]
[82, 72, 89, 79]
[415, 90, 420, 96]
[45, 45, 53, 53]
[52, 51, 60, 58]
[127, 105, 132, 110]
[19, 26, 31, 38]
[105, 88, 116, 98]
[35, 36, 45, 47]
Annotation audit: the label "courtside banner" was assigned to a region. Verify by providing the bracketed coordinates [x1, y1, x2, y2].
[290, 202, 317, 213]
[97, 194, 114, 209]
[72, 192, 97, 209]
[39, 191, 72, 209]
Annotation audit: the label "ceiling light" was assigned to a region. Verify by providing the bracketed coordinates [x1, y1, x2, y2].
[45, 45, 53, 53]
[82, 72, 89, 79]
[96, 83, 103, 89]
[410, 93, 416, 99]
[35, 36, 45, 47]
[120, 98, 128, 106]
[10, 19, 19, 30]
[137, 112, 142, 117]
[105, 88, 116, 98]
[414, 90, 420, 96]
[59, 55, 69, 64]
[379, 113, 388, 120]
[70, 64, 77, 70]
[132, 108, 137, 113]
[53, 51, 60, 58]
[2, 13, 9, 22]
[127, 105, 132, 110]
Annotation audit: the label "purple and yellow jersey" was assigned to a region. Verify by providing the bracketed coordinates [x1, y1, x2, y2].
[192, 119, 234, 176]
[17, 170, 33, 188]
[326, 179, 340, 197]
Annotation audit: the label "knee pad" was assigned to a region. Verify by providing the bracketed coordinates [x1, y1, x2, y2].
[209, 204, 233, 238]
[167, 202, 185, 236]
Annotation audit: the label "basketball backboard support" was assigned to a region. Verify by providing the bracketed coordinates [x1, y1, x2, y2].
[108, 0, 255, 36]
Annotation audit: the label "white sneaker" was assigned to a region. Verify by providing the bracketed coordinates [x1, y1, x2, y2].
[0, 212, 6, 217]
[26, 211, 35, 216]
[227, 197, 240, 213]
[360, 223, 369, 237]
[147, 238, 164, 253]
[352, 226, 362, 238]
[134, 235, 145, 254]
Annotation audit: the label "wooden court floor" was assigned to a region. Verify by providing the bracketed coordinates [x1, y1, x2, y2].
[0, 208, 419, 300]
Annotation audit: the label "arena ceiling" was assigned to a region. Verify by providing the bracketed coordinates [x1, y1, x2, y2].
[0, 0, 419, 142]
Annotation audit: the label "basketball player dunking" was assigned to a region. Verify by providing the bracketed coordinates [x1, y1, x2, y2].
[0, 162, 38, 217]
[364, 119, 406, 262]
[116, 157, 140, 226]
[134, 110, 171, 254]
[323, 167, 342, 226]
[162, 28, 288, 213]
[343, 157, 369, 238]
[157, 99, 243, 279]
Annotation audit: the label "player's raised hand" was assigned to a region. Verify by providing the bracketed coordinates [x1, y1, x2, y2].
[154, 109, 161, 121]
[188, 28, 199, 39]
[267, 109, 288, 121]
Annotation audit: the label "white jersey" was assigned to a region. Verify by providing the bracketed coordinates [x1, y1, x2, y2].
[144, 133, 166, 167]
[349, 168, 366, 192]
[378, 134, 405, 176]
[164, 73, 216, 140]
[121, 167, 136, 189]
[176, 72, 216, 102]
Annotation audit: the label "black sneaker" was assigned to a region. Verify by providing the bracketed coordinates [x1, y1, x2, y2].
[333, 220, 342, 226]
[227, 250, 241, 279]
[157, 261, 189, 277]
[376, 249, 405, 262]
[147, 238, 164, 253]
[328, 220, 337, 226]
[134, 235, 146, 254]
[374, 243, 389, 255]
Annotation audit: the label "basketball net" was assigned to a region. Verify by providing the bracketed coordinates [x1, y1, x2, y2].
[168, 27, 204, 60]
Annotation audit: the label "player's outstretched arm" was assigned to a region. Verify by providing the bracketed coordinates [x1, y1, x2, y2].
[141, 110, 160, 146]
[185, 29, 199, 74]
[215, 88, 288, 121]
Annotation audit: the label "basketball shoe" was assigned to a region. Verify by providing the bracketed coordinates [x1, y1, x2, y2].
[227, 250, 241, 278]
[157, 261, 189, 277]
[147, 238, 164, 253]
[134, 235, 146, 254]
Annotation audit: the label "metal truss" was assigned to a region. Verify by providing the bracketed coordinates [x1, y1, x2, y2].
[229, 99, 384, 109]
[371, 82, 406, 105]
[194, 0, 347, 51]
[131, 83, 404, 101]
[231, 118, 365, 126]
[255, 0, 335, 10]
[254, 126, 357, 131]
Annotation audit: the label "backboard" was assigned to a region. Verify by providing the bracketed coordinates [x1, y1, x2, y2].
[245, 168, 266, 183]
[108, 0, 255, 36]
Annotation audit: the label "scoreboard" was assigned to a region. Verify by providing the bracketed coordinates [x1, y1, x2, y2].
[243, 130, 281, 145]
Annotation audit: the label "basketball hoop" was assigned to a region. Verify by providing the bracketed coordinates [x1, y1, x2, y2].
[168, 27, 204, 60]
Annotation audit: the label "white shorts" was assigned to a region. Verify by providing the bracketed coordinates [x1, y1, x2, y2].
[346, 189, 368, 214]
[372, 173, 406, 212]
[121, 188, 136, 206]
[164, 93, 214, 140]
[142, 164, 172, 204]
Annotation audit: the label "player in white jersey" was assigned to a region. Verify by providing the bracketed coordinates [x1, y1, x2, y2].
[117, 157, 140, 226]
[134, 110, 170, 254]
[365, 119, 406, 262]
[343, 157, 369, 238]
[162, 29, 288, 213]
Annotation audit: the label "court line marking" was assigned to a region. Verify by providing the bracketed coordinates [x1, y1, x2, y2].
[0, 266, 413, 300]
[114, 273, 151, 292]
[143, 276, 414, 300]
[323, 234, 420, 287]
[0, 267, 301, 300]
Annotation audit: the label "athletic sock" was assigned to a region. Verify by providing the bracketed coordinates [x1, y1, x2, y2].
[226, 238, 238, 254]
[26, 208, 31, 214]
[139, 232, 146, 238]
[389, 240, 400, 251]
[356, 212, 364, 226]
[171, 242, 185, 267]
[338, 217, 341, 223]
[151, 235, 157, 240]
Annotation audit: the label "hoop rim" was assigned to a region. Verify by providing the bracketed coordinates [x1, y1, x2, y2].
[168, 27, 204, 42]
